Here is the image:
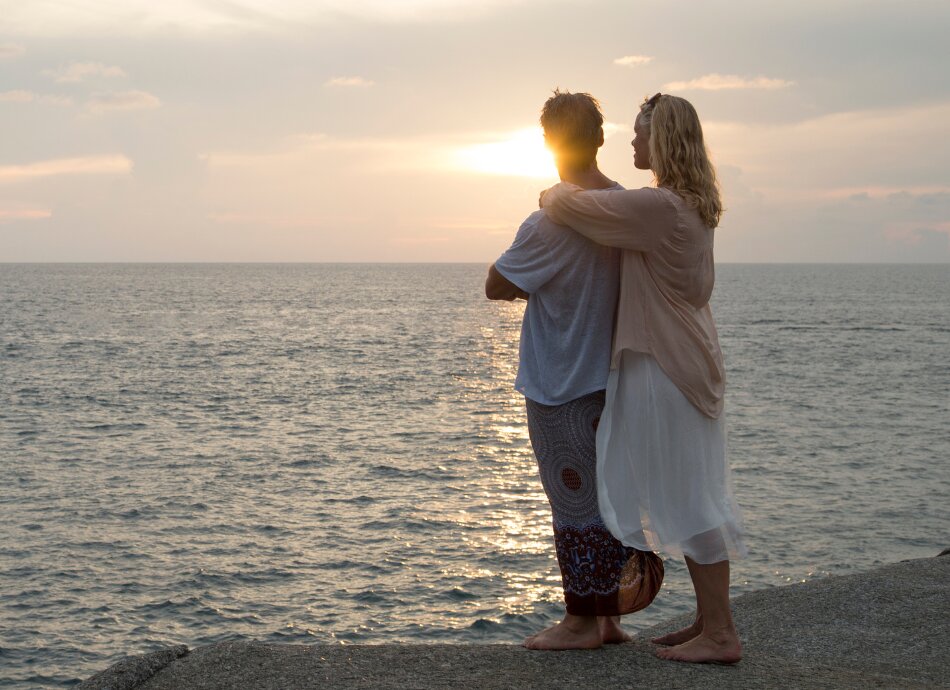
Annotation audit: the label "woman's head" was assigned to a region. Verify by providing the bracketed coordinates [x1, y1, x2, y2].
[633, 93, 722, 228]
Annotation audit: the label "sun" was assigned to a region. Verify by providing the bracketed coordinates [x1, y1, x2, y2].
[454, 127, 557, 179]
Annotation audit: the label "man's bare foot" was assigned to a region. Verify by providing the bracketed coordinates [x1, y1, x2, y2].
[523, 616, 602, 651]
[651, 616, 702, 646]
[524, 622, 558, 646]
[655, 628, 742, 664]
[598, 616, 631, 644]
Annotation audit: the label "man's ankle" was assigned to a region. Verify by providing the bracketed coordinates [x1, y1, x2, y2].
[563, 614, 598, 629]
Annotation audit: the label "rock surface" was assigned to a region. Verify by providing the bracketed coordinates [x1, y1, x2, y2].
[80, 554, 950, 689]
[78, 645, 189, 690]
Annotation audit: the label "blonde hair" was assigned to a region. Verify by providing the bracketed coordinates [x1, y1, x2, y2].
[638, 94, 723, 228]
[540, 89, 604, 168]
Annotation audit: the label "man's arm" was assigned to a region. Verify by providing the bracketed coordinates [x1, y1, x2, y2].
[485, 264, 529, 301]
[489, 212, 556, 301]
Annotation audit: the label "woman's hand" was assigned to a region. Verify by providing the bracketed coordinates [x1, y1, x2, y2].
[539, 183, 567, 209]
[539, 187, 552, 209]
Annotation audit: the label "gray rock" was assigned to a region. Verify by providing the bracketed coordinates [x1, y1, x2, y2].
[82, 556, 950, 689]
[78, 644, 188, 690]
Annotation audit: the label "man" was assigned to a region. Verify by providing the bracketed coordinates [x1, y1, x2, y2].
[486, 90, 657, 650]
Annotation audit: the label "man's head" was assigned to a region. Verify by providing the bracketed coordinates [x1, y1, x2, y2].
[540, 89, 605, 173]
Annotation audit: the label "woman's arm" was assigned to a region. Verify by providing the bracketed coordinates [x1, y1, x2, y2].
[540, 183, 677, 252]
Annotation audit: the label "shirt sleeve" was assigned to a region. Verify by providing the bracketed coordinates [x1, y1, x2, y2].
[493, 212, 568, 294]
[540, 183, 677, 252]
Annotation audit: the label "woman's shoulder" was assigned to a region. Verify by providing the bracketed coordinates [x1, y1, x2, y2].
[620, 185, 681, 214]
[653, 187, 708, 228]
[604, 186, 680, 216]
[652, 186, 686, 206]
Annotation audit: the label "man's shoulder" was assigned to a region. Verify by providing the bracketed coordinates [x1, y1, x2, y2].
[510, 209, 558, 247]
[514, 211, 572, 250]
[538, 181, 627, 232]
[517, 209, 546, 232]
[517, 181, 626, 242]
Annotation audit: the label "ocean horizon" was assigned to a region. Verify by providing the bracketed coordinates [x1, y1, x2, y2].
[2, 261, 948, 265]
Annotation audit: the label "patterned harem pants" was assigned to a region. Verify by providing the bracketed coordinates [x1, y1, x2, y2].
[526, 390, 659, 616]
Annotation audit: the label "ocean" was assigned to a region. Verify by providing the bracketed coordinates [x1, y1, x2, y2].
[1, 263, 948, 687]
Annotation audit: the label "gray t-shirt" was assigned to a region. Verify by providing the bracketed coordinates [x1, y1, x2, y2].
[494, 198, 622, 406]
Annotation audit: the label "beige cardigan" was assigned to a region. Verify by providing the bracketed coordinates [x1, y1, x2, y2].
[541, 183, 725, 419]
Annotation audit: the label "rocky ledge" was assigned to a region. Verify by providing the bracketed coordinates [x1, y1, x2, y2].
[80, 552, 949, 689]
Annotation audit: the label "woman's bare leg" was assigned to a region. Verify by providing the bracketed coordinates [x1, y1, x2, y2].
[652, 557, 703, 645]
[652, 613, 703, 645]
[655, 558, 741, 663]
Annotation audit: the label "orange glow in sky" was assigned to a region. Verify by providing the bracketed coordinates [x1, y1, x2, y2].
[454, 128, 557, 179]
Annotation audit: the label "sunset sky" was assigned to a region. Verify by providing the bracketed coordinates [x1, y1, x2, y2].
[1, 0, 948, 262]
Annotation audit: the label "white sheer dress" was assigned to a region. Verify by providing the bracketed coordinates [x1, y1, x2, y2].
[596, 350, 746, 564]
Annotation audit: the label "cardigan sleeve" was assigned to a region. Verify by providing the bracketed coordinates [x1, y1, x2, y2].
[541, 183, 677, 252]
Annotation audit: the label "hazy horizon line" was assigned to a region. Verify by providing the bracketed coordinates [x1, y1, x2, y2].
[1, 261, 948, 266]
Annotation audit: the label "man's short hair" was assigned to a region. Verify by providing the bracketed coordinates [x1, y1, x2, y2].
[539, 89, 604, 152]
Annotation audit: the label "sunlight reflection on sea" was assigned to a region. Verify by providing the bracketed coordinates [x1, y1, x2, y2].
[0, 263, 947, 686]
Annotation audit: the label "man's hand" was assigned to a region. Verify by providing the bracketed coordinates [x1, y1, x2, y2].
[486, 264, 529, 301]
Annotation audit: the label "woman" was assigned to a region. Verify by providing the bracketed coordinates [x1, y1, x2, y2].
[540, 93, 747, 664]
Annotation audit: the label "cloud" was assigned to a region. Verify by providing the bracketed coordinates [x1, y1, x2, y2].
[4, 0, 524, 35]
[703, 101, 950, 202]
[324, 76, 375, 88]
[201, 133, 396, 168]
[884, 220, 950, 244]
[663, 73, 795, 91]
[0, 205, 53, 222]
[0, 155, 133, 183]
[419, 217, 514, 236]
[0, 90, 36, 103]
[42, 61, 126, 83]
[207, 211, 322, 228]
[613, 55, 654, 67]
[205, 122, 631, 180]
[0, 90, 73, 106]
[714, 189, 950, 263]
[819, 185, 950, 200]
[603, 122, 630, 137]
[85, 90, 161, 113]
[0, 43, 25, 59]
[201, 131, 435, 187]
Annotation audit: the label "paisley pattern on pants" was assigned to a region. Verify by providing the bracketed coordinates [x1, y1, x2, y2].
[526, 390, 663, 616]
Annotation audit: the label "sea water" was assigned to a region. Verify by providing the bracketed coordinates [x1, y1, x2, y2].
[1, 263, 947, 686]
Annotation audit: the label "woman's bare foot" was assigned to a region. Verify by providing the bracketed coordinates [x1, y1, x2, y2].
[598, 616, 631, 644]
[655, 628, 742, 664]
[651, 616, 702, 646]
[523, 615, 602, 650]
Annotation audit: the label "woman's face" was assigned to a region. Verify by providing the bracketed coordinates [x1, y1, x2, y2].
[632, 118, 651, 170]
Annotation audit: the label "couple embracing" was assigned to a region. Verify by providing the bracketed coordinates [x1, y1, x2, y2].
[486, 90, 746, 663]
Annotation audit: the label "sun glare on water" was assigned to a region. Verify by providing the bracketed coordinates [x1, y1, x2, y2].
[454, 127, 557, 179]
